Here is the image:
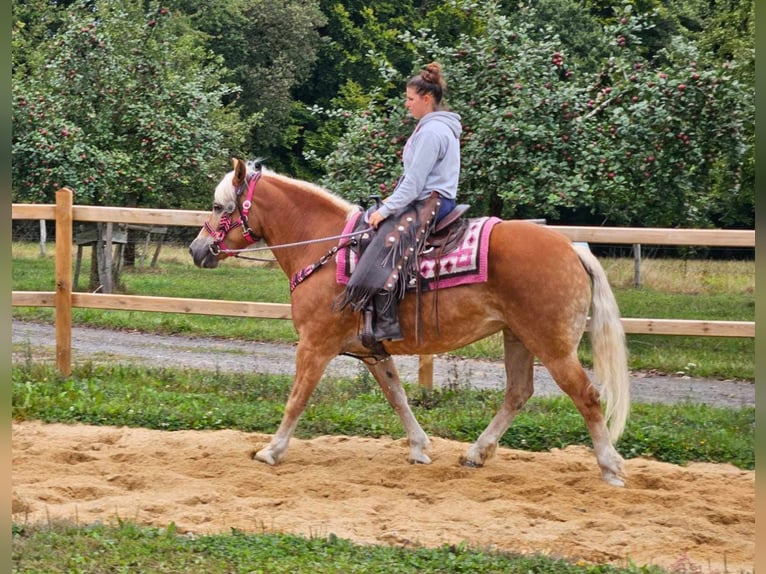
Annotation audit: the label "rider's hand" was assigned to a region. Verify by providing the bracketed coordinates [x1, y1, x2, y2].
[368, 210, 386, 229]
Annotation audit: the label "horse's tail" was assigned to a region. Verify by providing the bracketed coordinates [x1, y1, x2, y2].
[573, 244, 630, 443]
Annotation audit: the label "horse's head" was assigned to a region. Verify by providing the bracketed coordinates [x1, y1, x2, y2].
[189, 158, 263, 268]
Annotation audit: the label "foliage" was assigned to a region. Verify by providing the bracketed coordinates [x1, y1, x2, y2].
[573, 16, 753, 227]
[297, 0, 428, 178]
[319, 0, 753, 228]
[11, 0, 754, 226]
[12, 521, 668, 573]
[12, 0, 244, 209]
[11, 362, 755, 469]
[172, 0, 327, 174]
[12, 0, 71, 74]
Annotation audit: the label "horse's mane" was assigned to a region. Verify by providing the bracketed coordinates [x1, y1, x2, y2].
[214, 164, 357, 219]
[262, 168, 357, 216]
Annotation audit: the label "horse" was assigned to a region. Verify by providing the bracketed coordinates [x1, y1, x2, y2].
[189, 158, 630, 486]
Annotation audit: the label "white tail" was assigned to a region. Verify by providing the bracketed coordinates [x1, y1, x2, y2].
[574, 245, 630, 442]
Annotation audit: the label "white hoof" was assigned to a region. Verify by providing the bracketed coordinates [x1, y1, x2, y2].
[253, 447, 278, 465]
[459, 455, 483, 468]
[459, 442, 495, 468]
[602, 470, 625, 487]
[409, 452, 432, 465]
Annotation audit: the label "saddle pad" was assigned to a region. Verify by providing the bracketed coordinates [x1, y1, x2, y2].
[336, 213, 501, 292]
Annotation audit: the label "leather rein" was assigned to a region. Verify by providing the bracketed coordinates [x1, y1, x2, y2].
[204, 171, 372, 292]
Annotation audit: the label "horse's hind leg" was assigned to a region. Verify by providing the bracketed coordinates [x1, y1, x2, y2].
[545, 354, 626, 486]
[460, 330, 534, 468]
[365, 358, 431, 464]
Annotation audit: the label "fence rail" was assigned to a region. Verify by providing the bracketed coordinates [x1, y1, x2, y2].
[12, 189, 755, 378]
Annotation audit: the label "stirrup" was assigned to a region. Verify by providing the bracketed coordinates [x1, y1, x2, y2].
[360, 308, 389, 357]
[373, 322, 403, 342]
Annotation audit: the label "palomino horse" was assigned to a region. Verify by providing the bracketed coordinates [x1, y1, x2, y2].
[189, 158, 630, 486]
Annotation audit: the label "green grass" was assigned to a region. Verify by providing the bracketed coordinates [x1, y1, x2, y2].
[12, 361, 754, 470]
[12, 520, 665, 574]
[12, 244, 298, 341]
[11, 243, 755, 380]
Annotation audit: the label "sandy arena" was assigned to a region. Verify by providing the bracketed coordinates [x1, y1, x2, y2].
[12, 420, 754, 571]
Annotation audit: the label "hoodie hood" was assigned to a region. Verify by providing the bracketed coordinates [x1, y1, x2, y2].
[419, 110, 462, 138]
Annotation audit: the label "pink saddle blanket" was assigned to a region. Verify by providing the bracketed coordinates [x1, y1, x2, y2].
[336, 213, 501, 292]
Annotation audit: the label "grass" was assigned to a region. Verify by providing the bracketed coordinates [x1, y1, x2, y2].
[12, 360, 754, 470]
[12, 520, 667, 574]
[11, 242, 755, 380]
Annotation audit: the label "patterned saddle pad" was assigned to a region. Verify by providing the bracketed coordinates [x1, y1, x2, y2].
[336, 213, 501, 292]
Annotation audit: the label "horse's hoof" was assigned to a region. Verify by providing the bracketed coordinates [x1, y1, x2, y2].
[409, 453, 431, 465]
[458, 455, 483, 468]
[602, 472, 625, 487]
[253, 448, 277, 465]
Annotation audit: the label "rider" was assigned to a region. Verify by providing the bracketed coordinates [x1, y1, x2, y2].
[367, 62, 462, 232]
[337, 62, 463, 344]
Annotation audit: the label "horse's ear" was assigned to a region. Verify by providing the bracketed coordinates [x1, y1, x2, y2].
[232, 158, 247, 188]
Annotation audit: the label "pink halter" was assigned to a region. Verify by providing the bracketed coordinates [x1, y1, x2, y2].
[204, 171, 261, 255]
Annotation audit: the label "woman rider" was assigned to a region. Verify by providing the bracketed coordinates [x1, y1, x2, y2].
[337, 62, 463, 345]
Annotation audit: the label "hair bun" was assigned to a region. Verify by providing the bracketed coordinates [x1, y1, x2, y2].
[421, 62, 443, 85]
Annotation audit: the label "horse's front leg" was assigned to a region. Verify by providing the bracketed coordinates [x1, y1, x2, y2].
[365, 357, 431, 464]
[254, 343, 333, 465]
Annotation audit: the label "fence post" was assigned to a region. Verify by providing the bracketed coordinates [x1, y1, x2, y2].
[39, 220, 47, 255]
[633, 243, 641, 288]
[103, 222, 114, 294]
[418, 354, 434, 390]
[55, 188, 73, 376]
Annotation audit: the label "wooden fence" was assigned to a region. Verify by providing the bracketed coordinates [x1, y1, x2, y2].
[12, 188, 755, 379]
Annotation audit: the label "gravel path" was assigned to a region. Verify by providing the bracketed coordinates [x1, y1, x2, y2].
[12, 320, 754, 408]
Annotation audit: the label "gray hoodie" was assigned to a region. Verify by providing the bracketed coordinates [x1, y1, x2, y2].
[378, 110, 462, 218]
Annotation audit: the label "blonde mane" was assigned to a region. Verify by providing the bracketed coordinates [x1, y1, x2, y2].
[214, 166, 357, 219]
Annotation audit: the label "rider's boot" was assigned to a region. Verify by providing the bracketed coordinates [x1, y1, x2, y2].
[373, 293, 403, 342]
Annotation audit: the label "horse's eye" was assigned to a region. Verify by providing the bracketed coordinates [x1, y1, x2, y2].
[213, 202, 223, 213]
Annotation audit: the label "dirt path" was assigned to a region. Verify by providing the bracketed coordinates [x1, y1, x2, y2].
[11, 321, 755, 570]
[11, 320, 755, 407]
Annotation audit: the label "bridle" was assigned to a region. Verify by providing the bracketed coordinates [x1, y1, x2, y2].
[204, 171, 262, 256]
[202, 169, 373, 291]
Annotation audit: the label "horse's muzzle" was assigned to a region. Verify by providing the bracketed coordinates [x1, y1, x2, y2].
[189, 237, 220, 269]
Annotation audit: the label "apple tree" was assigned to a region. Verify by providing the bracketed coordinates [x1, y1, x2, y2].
[320, 0, 753, 228]
[12, 0, 244, 209]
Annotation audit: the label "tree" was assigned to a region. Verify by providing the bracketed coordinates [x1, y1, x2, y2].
[320, 0, 753, 228]
[172, 0, 326, 174]
[12, 0, 244, 209]
[12, 0, 72, 75]
[292, 0, 423, 178]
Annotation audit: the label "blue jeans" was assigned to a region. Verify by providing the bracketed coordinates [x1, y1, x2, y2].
[436, 196, 456, 222]
[366, 195, 456, 224]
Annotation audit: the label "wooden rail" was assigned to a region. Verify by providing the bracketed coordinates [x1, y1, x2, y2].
[14, 202, 755, 246]
[12, 190, 755, 377]
[552, 226, 754, 247]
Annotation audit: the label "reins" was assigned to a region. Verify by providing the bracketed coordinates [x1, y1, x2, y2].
[217, 227, 372, 260]
[221, 227, 373, 292]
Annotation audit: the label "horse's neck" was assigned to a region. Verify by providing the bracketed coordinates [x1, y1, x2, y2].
[256, 177, 351, 277]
